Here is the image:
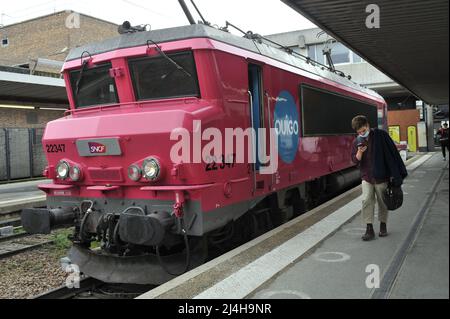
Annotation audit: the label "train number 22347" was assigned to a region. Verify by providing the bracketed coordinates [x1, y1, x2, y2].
[205, 154, 236, 171]
[46, 144, 66, 153]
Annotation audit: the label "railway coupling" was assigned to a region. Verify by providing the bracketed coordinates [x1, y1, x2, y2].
[21, 201, 178, 248]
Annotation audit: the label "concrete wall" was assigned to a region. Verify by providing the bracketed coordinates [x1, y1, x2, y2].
[335, 63, 394, 87]
[265, 28, 327, 48]
[0, 107, 64, 128]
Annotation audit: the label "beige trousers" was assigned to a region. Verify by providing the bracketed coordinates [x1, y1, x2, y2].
[361, 180, 388, 224]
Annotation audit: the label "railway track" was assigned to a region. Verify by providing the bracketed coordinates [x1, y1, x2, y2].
[34, 277, 104, 299]
[0, 233, 54, 260]
[0, 229, 29, 243]
[0, 217, 22, 228]
[34, 277, 155, 299]
[0, 210, 69, 259]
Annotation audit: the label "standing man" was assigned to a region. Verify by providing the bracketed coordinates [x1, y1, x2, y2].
[437, 123, 449, 160]
[351, 115, 407, 241]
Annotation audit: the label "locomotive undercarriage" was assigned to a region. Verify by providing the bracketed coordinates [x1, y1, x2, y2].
[21, 167, 360, 284]
[22, 195, 264, 284]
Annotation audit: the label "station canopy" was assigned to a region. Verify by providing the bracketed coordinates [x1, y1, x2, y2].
[282, 0, 449, 105]
[0, 67, 68, 108]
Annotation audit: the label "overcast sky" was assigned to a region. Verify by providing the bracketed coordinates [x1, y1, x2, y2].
[0, 0, 317, 35]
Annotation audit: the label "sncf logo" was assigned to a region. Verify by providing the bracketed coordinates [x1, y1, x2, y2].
[88, 142, 106, 154]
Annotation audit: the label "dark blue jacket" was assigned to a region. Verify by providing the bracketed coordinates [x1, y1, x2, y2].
[372, 128, 408, 186]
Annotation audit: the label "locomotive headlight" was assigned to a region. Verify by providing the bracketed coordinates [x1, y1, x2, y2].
[142, 157, 161, 181]
[56, 161, 70, 179]
[69, 166, 82, 181]
[128, 164, 142, 181]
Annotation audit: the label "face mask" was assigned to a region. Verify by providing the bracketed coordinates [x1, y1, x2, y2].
[359, 130, 370, 138]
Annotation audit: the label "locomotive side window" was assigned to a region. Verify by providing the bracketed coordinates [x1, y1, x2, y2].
[129, 51, 200, 101]
[69, 63, 118, 108]
[300, 84, 378, 136]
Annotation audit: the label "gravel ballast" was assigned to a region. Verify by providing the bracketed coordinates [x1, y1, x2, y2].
[0, 244, 68, 299]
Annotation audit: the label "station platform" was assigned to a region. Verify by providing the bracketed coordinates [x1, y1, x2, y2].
[0, 179, 48, 216]
[138, 152, 449, 299]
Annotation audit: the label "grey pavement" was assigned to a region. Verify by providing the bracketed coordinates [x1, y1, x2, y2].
[250, 153, 449, 299]
[0, 179, 48, 215]
[0, 179, 48, 203]
[389, 161, 449, 298]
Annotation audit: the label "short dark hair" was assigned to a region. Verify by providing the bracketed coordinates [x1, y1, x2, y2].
[444, 123, 448, 127]
[352, 115, 369, 131]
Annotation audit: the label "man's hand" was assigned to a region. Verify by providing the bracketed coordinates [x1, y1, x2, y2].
[356, 146, 367, 161]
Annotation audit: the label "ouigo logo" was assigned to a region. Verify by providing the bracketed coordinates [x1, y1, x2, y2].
[88, 142, 106, 154]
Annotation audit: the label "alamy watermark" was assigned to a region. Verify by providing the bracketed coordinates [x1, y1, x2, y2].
[366, 4, 380, 29]
[65, 11, 80, 29]
[365, 264, 380, 289]
[170, 120, 280, 174]
[61, 259, 80, 289]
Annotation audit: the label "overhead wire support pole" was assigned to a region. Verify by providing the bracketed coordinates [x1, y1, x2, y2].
[190, 0, 209, 25]
[178, 0, 196, 25]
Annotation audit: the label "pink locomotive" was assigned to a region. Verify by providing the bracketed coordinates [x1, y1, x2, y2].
[22, 21, 387, 284]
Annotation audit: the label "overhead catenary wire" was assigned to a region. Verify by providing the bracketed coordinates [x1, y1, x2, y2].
[1, 0, 56, 16]
[0, 0, 92, 26]
[222, 21, 331, 70]
[120, 0, 174, 19]
[219, 20, 355, 82]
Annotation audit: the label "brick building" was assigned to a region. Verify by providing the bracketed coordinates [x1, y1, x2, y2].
[0, 10, 118, 128]
[0, 10, 118, 72]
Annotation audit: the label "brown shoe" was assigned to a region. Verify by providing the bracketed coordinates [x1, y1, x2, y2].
[362, 224, 375, 241]
[379, 222, 388, 237]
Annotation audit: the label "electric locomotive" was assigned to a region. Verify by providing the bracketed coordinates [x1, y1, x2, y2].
[22, 21, 387, 284]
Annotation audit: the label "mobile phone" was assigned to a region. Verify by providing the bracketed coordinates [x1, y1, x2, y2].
[357, 140, 368, 148]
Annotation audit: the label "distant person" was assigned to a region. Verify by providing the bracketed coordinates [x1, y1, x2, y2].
[351, 115, 408, 241]
[437, 123, 449, 160]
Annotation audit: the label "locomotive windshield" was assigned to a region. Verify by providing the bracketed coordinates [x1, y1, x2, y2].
[129, 51, 200, 101]
[69, 63, 119, 108]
